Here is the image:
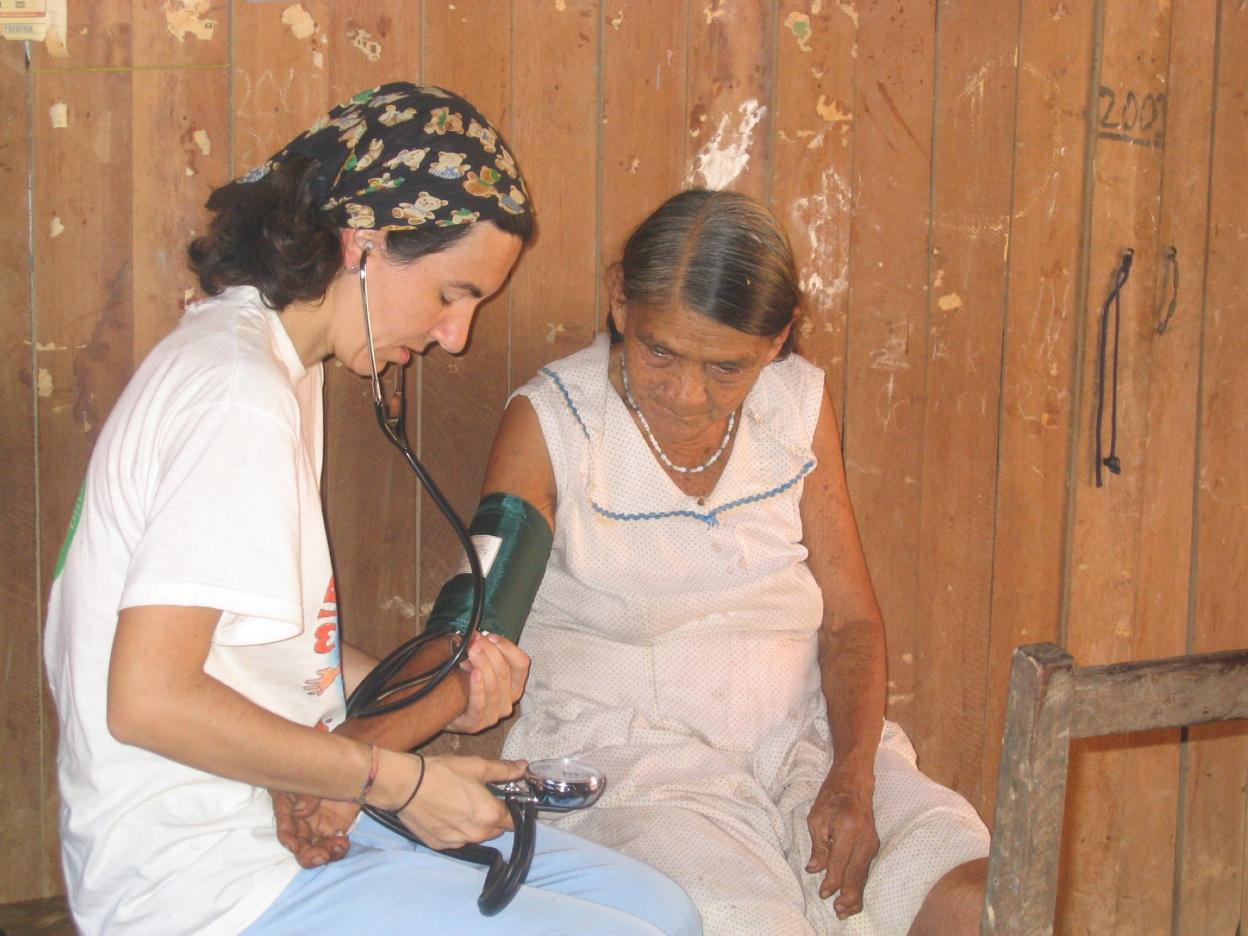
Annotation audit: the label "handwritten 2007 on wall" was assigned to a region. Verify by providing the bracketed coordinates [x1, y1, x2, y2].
[1098, 85, 1166, 150]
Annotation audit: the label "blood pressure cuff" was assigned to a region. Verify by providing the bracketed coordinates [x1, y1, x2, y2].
[424, 492, 553, 644]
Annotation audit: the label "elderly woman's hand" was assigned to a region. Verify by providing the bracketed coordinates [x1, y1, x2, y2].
[444, 632, 530, 734]
[805, 764, 881, 919]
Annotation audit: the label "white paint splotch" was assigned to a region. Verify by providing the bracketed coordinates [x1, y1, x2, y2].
[687, 99, 766, 190]
[281, 3, 328, 67]
[282, 4, 317, 39]
[347, 23, 382, 61]
[164, 0, 217, 42]
[788, 165, 851, 313]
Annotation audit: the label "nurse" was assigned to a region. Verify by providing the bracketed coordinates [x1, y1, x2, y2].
[43, 83, 699, 936]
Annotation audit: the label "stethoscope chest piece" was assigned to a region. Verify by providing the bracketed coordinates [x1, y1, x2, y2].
[491, 758, 605, 812]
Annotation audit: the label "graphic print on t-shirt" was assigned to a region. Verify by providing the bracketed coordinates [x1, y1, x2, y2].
[303, 576, 343, 698]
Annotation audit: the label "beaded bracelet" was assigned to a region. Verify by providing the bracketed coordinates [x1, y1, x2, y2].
[352, 743, 380, 806]
[396, 753, 426, 813]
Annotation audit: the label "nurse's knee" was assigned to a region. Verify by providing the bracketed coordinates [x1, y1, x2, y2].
[632, 863, 702, 936]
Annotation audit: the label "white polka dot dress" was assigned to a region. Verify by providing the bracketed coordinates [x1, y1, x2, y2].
[503, 336, 989, 935]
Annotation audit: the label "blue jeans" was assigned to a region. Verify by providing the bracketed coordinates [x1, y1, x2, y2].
[244, 815, 701, 935]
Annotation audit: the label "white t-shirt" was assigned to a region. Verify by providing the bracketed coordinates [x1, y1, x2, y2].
[44, 287, 347, 935]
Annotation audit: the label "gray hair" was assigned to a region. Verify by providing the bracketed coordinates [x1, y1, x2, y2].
[613, 189, 800, 356]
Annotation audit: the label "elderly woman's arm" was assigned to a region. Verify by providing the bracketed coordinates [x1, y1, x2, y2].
[799, 384, 888, 921]
[480, 396, 558, 528]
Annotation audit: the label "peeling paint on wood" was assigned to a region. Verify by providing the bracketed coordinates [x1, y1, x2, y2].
[164, 0, 217, 42]
[784, 12, 813, 52]
[687, 99, 766, 189]
[281, 4, 317, 40]
[346, 23, 382, 61]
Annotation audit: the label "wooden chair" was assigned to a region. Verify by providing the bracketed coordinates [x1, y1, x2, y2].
[981, 642, 1248, 934]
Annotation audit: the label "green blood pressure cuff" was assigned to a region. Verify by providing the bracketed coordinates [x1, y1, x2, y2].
[424, 492, 553, 644]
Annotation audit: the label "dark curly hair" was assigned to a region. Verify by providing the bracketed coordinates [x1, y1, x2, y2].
[189, 156, 535, 311]
[610, 189, 801, 357]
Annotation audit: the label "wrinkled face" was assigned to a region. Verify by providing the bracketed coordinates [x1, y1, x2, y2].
[615, 301, 789, 445]
[340, 221, 522, 376]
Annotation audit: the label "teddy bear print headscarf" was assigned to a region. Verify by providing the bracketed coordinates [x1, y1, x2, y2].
[240, 82, 531, 233]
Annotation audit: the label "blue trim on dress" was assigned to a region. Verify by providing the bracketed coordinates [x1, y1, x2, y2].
[541, 367, 590, 439]
[591, 458, 816, 527]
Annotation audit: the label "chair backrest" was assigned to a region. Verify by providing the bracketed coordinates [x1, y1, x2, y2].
[981, 642, 1248, 935]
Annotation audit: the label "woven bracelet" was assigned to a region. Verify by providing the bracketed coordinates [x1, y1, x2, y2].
[352, 743, 380, 806]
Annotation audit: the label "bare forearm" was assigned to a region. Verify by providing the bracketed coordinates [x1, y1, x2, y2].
[110, 665, 414, 809]
[820, 617, 887, 778]
[109, 606, 429, 813]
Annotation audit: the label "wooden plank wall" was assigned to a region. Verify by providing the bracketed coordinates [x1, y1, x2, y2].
[2, 2, 1243, 930]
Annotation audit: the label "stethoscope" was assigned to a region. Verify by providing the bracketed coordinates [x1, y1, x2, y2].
[344, 244, 604, 914]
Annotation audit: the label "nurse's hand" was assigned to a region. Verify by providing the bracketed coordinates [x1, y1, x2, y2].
[398, 755, 527, 850]
[444, 633, 530, 734]
[805, 765, 880, 919]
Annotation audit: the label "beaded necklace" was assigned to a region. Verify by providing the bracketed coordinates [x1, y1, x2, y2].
[619, 351, 736, 475]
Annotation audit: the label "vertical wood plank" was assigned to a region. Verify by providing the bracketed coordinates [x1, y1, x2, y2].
[319, 2, 424, 660]
[601, 0, 688, 287]
[1104, 0, 1212, 913]
[0, 40, 50, 903]
[414, 1, 516, 652]
[1178, 2, 1248, 931]
[508, 0, 600, 382]
[1059, 2, 1181, 930]
[232, 0, 332, 171]
[983, 0, 1096, 825]
[30, 0, 131, 70]
[33, 64, 136, 896]
[911, 0, 1020, 807]
[327, 1, 421, 103]
[684, 0, 772, 201]
[772, 0, 857, 408]
[133, 0, 228, 67]
[33, 71, 135, 578]
[131, 69, 231, 361]
[841, 0, 936, 744]
[230, 0, 332, 646]
[130, 0, 231, 359]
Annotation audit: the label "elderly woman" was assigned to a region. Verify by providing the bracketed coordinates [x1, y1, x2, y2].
[43, 83, 698, 936]
[483, 189, 991, 935]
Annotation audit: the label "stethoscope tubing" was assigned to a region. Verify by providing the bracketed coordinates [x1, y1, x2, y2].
[345, 246, 486, 718]
[342, 246, 534, 914]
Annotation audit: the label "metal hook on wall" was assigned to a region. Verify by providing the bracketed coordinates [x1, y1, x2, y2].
[1154, 246, 1180, 335]
[1095, 248, 1134, 488]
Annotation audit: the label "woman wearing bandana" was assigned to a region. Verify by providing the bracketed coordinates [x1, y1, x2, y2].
[43, 84, 700, 936]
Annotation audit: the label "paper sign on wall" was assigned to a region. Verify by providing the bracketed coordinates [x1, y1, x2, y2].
[1, 0, 68, 57]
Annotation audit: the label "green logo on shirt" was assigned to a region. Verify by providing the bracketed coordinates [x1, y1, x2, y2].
[53, 482, 85, 579]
